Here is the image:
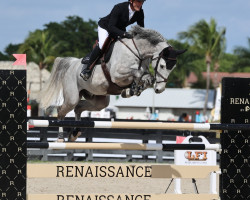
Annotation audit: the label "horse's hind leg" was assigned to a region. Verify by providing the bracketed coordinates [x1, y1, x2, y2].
[75, 95, 110, 113]
[57, 95, 80, 142]
[56, 103, 75, 142]
[69, 95, 110, 141]
[67, 102, 83, 142]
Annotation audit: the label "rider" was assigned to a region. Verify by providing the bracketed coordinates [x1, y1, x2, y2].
[80, 0, 146, 81]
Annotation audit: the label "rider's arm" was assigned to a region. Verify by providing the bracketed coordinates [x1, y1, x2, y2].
[137, 9, 144, 27]
[107, 5, 126, 38]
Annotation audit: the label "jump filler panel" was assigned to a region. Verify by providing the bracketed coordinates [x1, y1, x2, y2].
[0, 70, 27, 200]
[220, 78, 250, 199]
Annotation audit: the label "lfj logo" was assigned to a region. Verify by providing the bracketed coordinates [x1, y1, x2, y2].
[12, 54, 26, 66]
[184, 151, 208, 161]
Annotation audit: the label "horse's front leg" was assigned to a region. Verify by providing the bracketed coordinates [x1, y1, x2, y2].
[121, 82, 137, 98]
[141, 73, 155, 88]
[136, 73, 155, 96]
[121, 73, 154, 98]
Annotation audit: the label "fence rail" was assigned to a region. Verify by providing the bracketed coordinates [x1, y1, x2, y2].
[27, 118, 218, 162]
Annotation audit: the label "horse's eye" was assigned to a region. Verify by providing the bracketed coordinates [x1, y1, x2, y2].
[160, 65, 164, 69]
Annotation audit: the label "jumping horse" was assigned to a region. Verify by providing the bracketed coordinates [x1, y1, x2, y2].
[39, 25, 186, 141]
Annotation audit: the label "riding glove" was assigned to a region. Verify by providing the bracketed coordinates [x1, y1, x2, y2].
[123, 32, 133, 39]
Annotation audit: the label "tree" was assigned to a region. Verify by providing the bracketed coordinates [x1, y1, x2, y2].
[0, 43, 21, 61]
[18, 30, 59, 90]
[0, 51, 9, 61]
[178, 18, 226, 115]
[167, 40, 203, 88]
[212, 31, 226, 87]
[232, 37, 250, 72]
[218, 53, 237, 72]
[44, 16, 98, 58]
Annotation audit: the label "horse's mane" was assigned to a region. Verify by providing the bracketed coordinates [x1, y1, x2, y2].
[129, 25, 166, 45]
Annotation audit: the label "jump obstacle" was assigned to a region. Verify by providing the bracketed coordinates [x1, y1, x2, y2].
[27, 142, 221, 151]
[29, 119, 250, 130]
[0, 70, 249, 200]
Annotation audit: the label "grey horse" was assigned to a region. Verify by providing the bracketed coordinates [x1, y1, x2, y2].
[39, 25, 186, 141]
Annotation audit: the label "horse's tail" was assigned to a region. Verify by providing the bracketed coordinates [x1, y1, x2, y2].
[38, 57, 70, 108]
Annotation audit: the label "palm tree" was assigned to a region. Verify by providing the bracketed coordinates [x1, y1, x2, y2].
[18, 30, 60, 90]
[167, 39, 203, 88]
[178, 18, 226, 116]
[213, 32, 226, 87]
[232, 37, 250, 72]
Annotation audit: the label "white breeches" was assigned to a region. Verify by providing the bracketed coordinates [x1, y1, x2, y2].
[98, 26, 109, 49]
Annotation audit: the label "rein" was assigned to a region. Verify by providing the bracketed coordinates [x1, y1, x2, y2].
[118, 38, 144, 69]
[118, 38, 177, 84]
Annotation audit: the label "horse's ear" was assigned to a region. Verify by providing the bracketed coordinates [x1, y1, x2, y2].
[176, 49, 187, 56]
[163, 46, 172, 54]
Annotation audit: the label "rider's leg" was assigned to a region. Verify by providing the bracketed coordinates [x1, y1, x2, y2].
[80, 26, 108, 81]
[80, 44, 102, 80]
[98, 26, 109, 50]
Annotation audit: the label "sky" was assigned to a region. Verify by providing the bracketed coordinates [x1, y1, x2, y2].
[0, 0, 250, 54]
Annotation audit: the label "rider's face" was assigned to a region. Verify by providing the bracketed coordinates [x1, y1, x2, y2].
[130, 0, 144, 11]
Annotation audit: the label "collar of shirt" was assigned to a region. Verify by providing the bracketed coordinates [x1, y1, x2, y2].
[128, 4, 135, 21]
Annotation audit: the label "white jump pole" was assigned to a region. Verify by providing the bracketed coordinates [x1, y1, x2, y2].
[27, 142, 221, 151]
[28, 119, 250, 131]
[210, 172, 217, 194]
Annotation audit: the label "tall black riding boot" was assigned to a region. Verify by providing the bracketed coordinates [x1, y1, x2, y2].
[80, 45, 102, 81]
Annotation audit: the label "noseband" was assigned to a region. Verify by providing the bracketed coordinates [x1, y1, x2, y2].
[119, 38, 176, 84]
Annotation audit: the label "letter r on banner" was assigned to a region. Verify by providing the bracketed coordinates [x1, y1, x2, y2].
[12, 54, 26, 66]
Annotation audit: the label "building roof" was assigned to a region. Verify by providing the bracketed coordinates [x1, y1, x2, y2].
[187, 72, 250, 86]
[112, 88, 215, 109]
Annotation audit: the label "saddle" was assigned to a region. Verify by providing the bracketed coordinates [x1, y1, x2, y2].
[81, 37, 116, 66]
[81, 37, 128, 95]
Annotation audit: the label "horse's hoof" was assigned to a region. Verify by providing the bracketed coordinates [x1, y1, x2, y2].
[68, 132, 81, 142]
[80, 72, 91, 81]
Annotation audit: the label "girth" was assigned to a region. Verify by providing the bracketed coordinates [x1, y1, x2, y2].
[100, 37, 129, 95]
[101, 59, 128, 95]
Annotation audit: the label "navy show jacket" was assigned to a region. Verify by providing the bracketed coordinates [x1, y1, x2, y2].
[98, 1, 144, 38]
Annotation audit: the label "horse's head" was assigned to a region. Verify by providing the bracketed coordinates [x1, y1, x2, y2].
[152, 46, 187, 93]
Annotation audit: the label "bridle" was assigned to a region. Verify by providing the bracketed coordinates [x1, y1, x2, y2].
[151, 49, 177, 84]
[118, 38, 176, 84]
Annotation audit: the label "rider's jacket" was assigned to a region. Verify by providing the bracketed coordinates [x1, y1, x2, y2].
[98, 1, 144, 39]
